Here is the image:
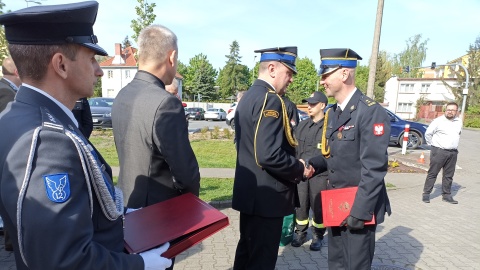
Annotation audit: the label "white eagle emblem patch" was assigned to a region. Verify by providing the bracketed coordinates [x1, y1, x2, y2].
[44, 173, 71, 203]
[373, 123, 384, 136]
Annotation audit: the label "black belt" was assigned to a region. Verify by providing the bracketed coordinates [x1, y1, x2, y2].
[433, 146, 457, 152]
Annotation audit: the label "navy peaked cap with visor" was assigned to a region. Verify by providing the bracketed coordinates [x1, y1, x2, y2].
[0, 1, 108, 56]
[254, 46, 298, 74]
[318, 48, 362, 76]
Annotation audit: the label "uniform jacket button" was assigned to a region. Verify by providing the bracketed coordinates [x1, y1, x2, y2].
[330, 169, 335, 173]
[332, 184, 336, 188]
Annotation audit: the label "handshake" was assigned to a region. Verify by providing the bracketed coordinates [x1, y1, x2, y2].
[299, 159, 315, 180]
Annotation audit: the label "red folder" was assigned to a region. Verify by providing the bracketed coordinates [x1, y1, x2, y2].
[321, 186, 375, 227]
[123, 193, 229, 258]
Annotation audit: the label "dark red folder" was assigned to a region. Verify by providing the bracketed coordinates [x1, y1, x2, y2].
[123, 193, 229, 258]
[321, 186, 375, 227]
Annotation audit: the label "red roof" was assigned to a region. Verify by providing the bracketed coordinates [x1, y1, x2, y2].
[100, 46, 137, 67]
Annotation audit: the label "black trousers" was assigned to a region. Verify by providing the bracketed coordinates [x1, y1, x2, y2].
[328, 224, 377, 270]
[233, 213, 283, 270]
[295, 175, 327, 234]
[423, 146, 458, 197]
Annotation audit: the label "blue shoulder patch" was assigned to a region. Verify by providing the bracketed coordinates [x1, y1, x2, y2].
[43, 173, 71, 203]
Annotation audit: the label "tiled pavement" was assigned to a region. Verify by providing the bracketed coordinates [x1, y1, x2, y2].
[2, 129, 479, 269]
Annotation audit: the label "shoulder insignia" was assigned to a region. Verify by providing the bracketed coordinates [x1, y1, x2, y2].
[263, 110, 279, 118]
[44, 173, 71, 203]
[361, 95, 377, 107]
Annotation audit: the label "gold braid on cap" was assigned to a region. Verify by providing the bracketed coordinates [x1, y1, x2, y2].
[254, 90, 298, 167]
[321, 107, 332, 158]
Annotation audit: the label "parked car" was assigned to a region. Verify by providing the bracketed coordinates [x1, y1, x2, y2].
[298, 109, 309, 121]
[386, 109, 428, 149]
[88, 97, 114, 129]
[204, 108, 227, 121]
[226, 103, 237, 128]
[323, 104, 428, 149]
[186, 107, 205, 120]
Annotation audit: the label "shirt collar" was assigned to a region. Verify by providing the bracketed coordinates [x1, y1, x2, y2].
[3, 77, 19, 91]
[258, 78, 276, 92]
[337, 88, 357, 111]
[22, 83, 79, 128]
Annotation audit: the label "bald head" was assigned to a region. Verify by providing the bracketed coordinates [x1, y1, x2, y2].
[1, 57, 21, 87]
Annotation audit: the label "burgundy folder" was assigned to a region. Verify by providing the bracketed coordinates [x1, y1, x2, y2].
[123, 193, 229, 258]
[321, 186, 375, 227]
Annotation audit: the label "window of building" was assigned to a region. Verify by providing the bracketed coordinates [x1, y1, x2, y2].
[399, 84, 414, 93]
[125, 70, 130, 78]
[420, 84, 430, 93]
[397, 102, 413, 112]
[107, 70, 113, 79]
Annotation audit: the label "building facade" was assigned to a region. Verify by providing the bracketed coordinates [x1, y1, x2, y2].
[99, 43, 183, 99]
[384, 77, 459, 120]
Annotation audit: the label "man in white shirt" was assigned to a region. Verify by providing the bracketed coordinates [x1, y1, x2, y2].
[422, 102, 463, 204]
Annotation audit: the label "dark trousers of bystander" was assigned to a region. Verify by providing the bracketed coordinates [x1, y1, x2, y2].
[233, 213, 283, 270]
[423, 146, 458, 197]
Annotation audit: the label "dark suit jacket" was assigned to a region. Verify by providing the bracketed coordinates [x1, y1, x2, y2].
[310, 89, 392, 224]
[0, 78, 16, 113]
[232, 79, 304, 218]
[72, 97, 93, 138]
[112, 71, 200, 208]
[0, 87, 143, 269]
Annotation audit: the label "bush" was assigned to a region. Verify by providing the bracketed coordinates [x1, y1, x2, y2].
[464, 114, 480, 128]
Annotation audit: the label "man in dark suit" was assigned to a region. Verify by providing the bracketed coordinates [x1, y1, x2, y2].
[309, 48, 392, 269]
[232, 47, 317, 270]
[0, 57, 21, 112]
[0, 56, 21, 252]
[72, 97, 93, 138]
[0, 2, 170, 269]
[112, 24, 200, 269]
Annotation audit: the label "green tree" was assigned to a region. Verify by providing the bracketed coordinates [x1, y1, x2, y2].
[130, 0, 156, 43]
[0, 0, 9, 60]
[250, 61, 260, 85]
[286, 57, 318, 104]
[216, 41, 250, 99]
[183, 54, 218, 101]
[373, 50, 393, 102]
[393, 34, 429, 78]
[122, 35, 132, 50]
[444, 35, 480, 112]
[355, 65, 370, 95]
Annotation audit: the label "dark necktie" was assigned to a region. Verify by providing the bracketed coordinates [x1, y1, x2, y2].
[335, 107, 342, 119]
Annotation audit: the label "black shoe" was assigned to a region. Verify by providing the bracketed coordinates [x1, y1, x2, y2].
[291, 233, 307, 247]
[442, 197, 458, 204]
[309, 237, 322, 251]
[422, 194, 430, 203]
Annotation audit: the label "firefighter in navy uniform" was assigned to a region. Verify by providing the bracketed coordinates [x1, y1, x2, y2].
[232, 46, 320, 270]
[309, 48, 392, 270]
[291, 91, 329, 251]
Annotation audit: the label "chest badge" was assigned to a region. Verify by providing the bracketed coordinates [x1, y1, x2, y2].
[373, 123, 385, 136]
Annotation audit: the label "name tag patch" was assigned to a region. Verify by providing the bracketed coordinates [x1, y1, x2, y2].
[44, 173, 71, 203]
[263, 110, 279, 118]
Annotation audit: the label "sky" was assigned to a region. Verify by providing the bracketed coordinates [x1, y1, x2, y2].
[3, 0, 480, 71]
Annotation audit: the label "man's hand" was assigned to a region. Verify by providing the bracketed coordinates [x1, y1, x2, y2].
[340, 215, 365, 230]
[139, 242, 172, 270]
[300, 159, 315, 180]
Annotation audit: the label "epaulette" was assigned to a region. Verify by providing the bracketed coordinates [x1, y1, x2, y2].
[40, 106, 65, 133]
[360, 95, 377, 107]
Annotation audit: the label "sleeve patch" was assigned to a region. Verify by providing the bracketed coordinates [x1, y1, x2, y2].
[373, 123, 385, 136]
[44, 173, 71, 203]
[263, 110, 279, 118]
